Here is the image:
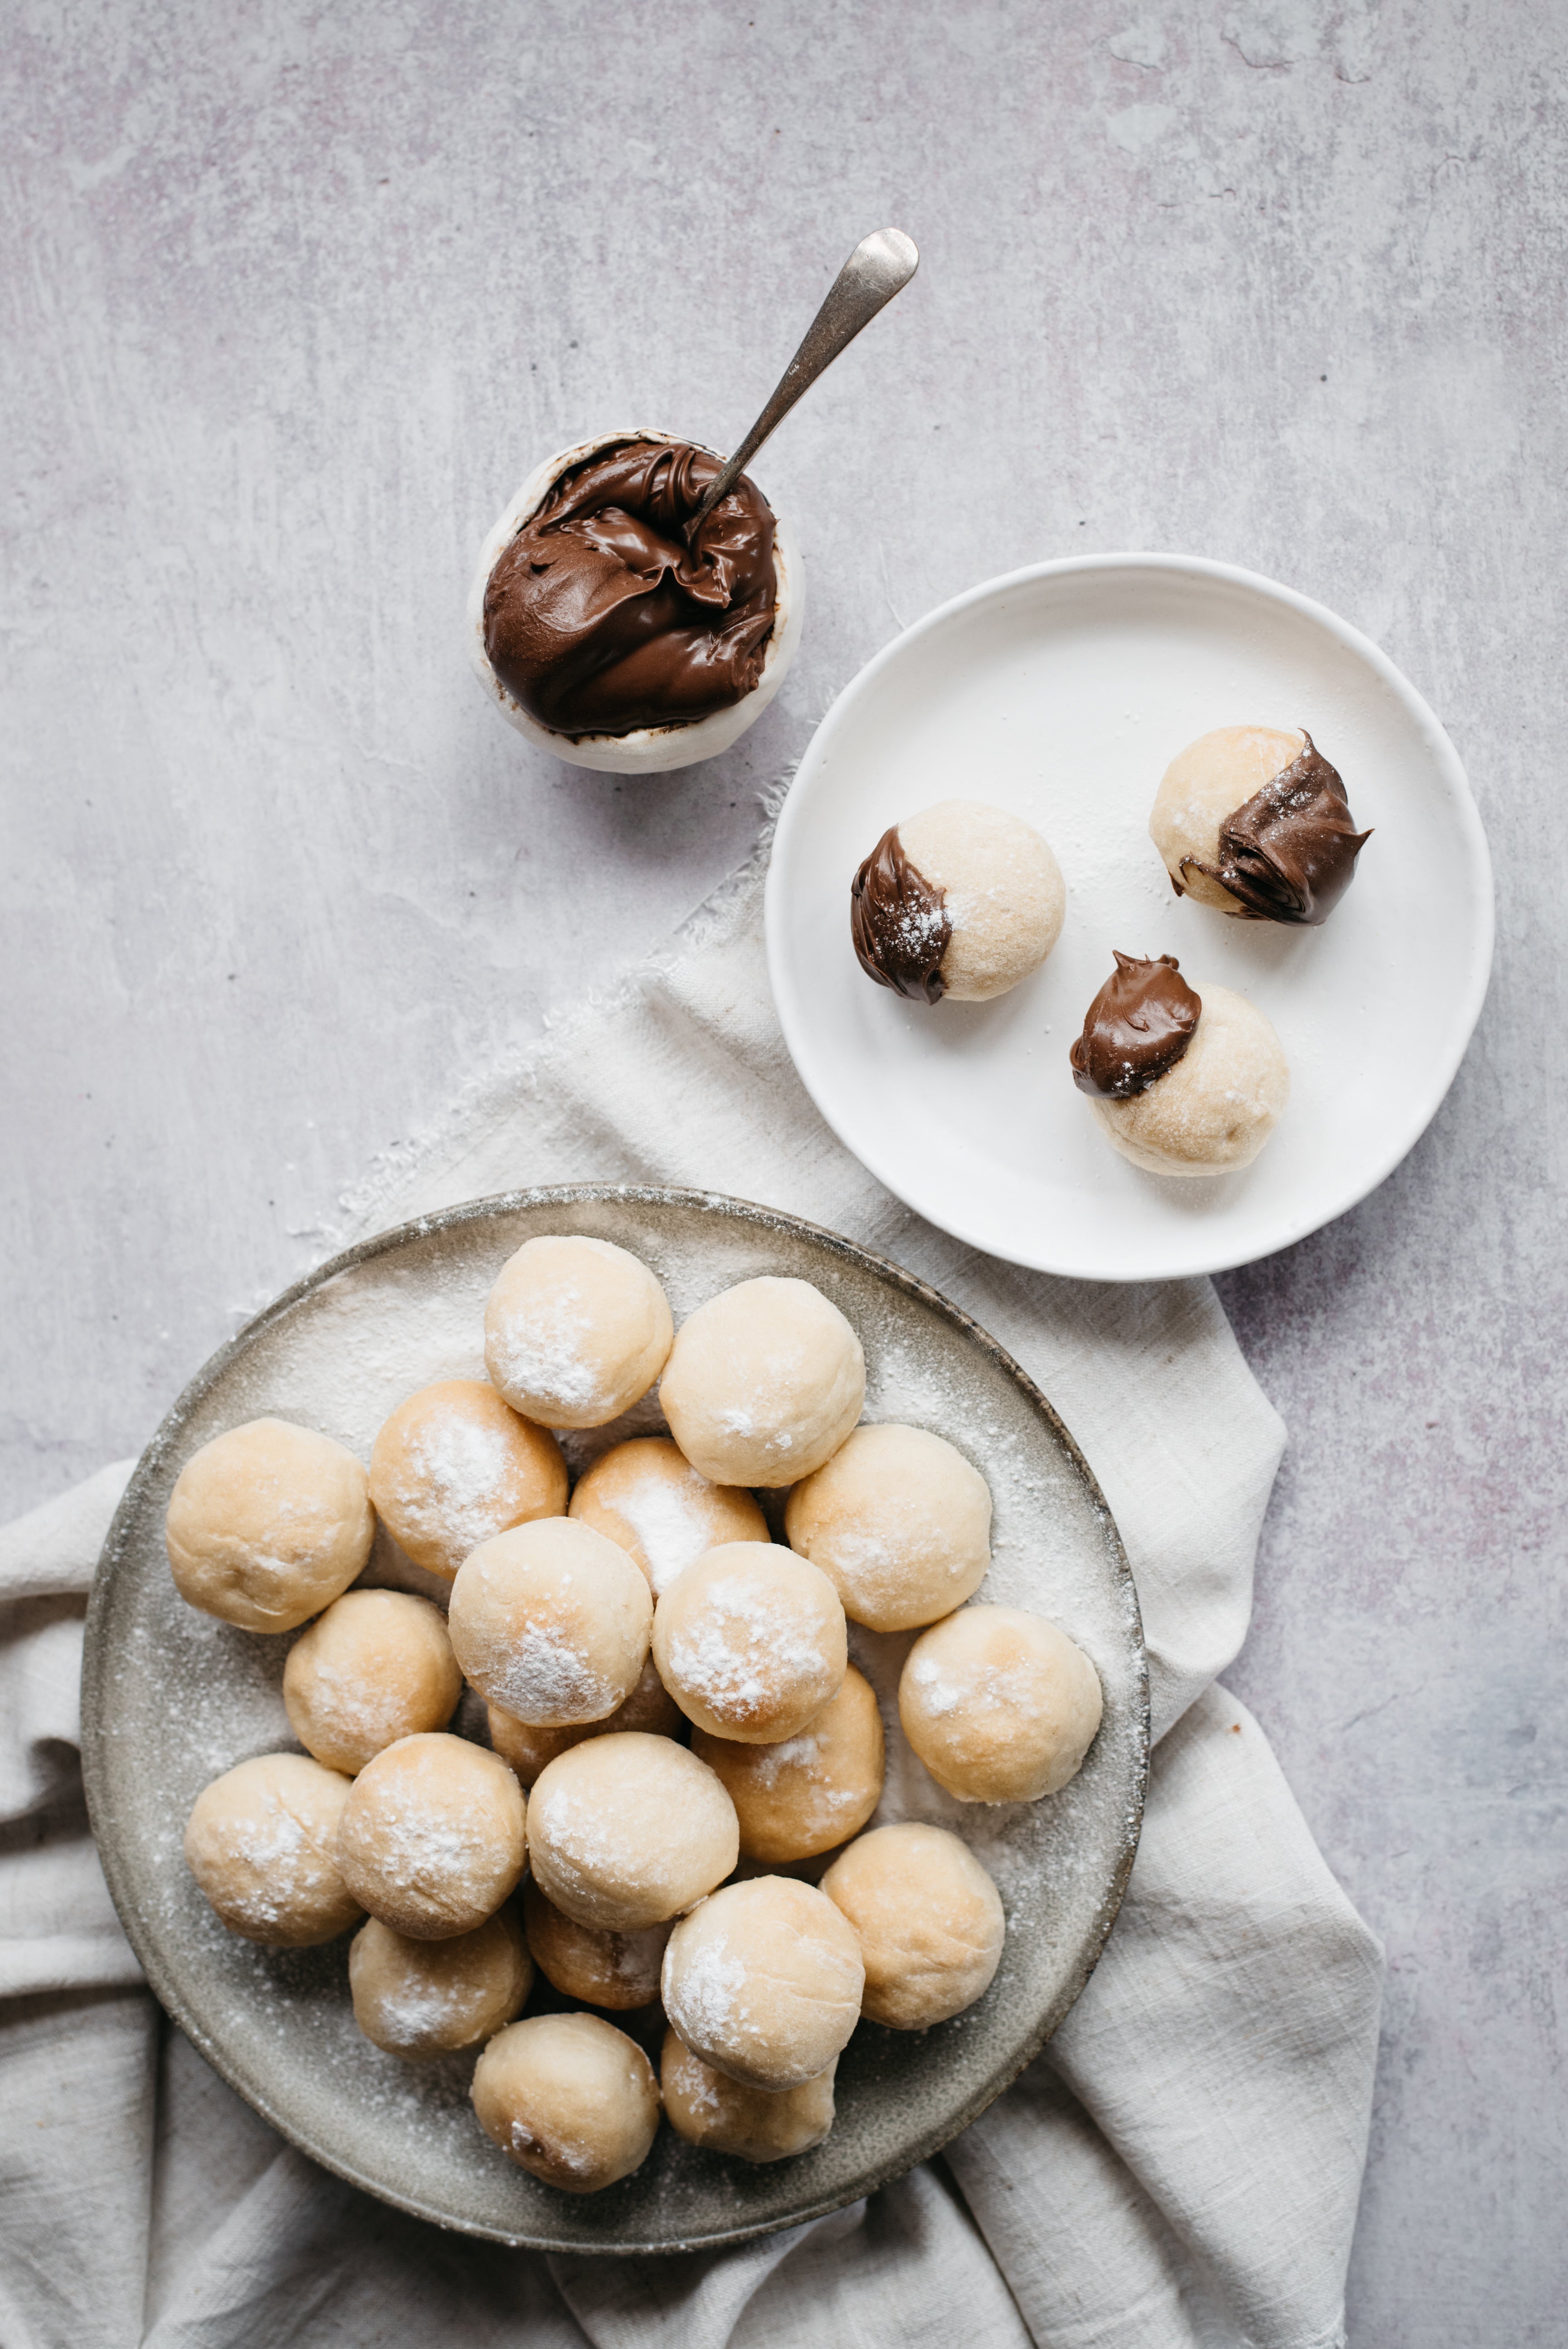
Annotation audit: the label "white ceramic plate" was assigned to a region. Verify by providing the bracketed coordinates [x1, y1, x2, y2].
[765, 556, 1493, 1282]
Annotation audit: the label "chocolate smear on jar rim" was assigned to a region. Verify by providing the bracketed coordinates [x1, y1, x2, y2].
[850, 826, 952, 1004]
[1180, 730, 1371, 926]
[1070, 952, 1201, 1099]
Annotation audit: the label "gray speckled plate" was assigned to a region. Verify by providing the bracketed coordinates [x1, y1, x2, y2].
[83, 1185, 1147, 2254]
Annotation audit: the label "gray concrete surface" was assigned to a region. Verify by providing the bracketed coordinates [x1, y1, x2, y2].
[4, 2, 1563, 2339]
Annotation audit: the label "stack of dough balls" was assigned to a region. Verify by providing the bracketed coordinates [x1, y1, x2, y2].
[167, 1235, 1108, 2198]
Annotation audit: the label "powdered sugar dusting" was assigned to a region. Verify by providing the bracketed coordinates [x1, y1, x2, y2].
[610, 1469, 724, 1595]
[667, 1571, 835, 1721]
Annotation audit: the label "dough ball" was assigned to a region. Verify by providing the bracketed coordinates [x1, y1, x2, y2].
[784, 1423, 992, 1632]
[691, 1666, 884, 1863]
[527, 1731, 738, 1930]
[899, 800, 1065, 1001]
[899, 1605, 1104, 1804]
[448, 1517, 652, 1726]
[523, 1880, 670, 2009]
[820, 1822, 1004, 2029]
[1089, 984, 1289, 1176]
[653, 1542, 847, 1745]
[185, 1753, 360, 1947]
[369, 1379, 566, 1579]
[1149, 725, 1304, 911]
[660, 2027, 836, 2163]
[336, 1731, 526, 1938]
[283, 1590, 461, 1774]
[165, 1418, 374, 1633]
[662, 1876, 864, 2091]
[349, 1909, 532, 2059]
[659, 1276, 865, 1487]
[483, 1235, 673, 1429]
[472, 2013, 660, 2194]
[487, 1654, 684, 1787]
[569, 1436, 768, 1596]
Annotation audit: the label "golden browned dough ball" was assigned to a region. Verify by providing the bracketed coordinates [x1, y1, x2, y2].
[472, 2012, 660, 2193]
[523, 1880, 670, 2009]
[820, 1822, 1005, 2029]
[568, 1436, 768, 1596]
[448, 1517, 652, 1726]
[283, 1590, 461, 1774]
[527, 1732, 738, 1932]
[784, 1423, 993, 1632]
[661, 1876, 865, 2091]
[659, 1276, 865, 1487]
[165, 1418, 374, 1633]
[335, 1731, 526, 1938]
[483, 1235, 673, 1429]
[349, 1909, 532, 2059]
[184, 1753, 361, 1947]
[653, 1542, 847, 1745]
[899, 1605, 1104, 1804]
[487, 1654, 683, 1788]
[368, 1379, 566, 1579]
[1149, 724, 1305, 912]
[660, 2027, 837, 2164]
[691, 1666, 884, 1863]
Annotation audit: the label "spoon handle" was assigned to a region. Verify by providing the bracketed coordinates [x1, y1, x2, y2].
[689, 228, 919, 529]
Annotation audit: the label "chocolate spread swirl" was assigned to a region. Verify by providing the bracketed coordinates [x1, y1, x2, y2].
[1070, 952, 1201, 1099]
[850, 826, 952, 1004]
[1182, 732, 1371, 926]
[483, 439, 778, 738]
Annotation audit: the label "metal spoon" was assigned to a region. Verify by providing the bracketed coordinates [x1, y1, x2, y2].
[686, 228, 920, 533]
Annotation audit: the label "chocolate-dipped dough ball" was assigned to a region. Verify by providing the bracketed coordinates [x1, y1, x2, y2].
[526, 1732, 739, 1931]
[659, 1276, 865, 1487]
[483, 1234, 673, 1429]
[692, 1666, 885, 1863]
[820, 1822, 1004, 2029]
[165, 1418, 374, 1633]
[653, 1542, 847, 1745]
[899, 1605, 1103, 1805]
[661, 2028, 838, 2164]
[448, 1517, 652, 1726]
[336, 1732, 526, 1938]
[369, 1379, 566, 1579]
[1070, 952, 1288, 1176]
[283, 1590, 461, 1774]
[487, 1654, 683, 1787]
[472, 2012, 660, 2193]
[524, 1880, 670, 2010]
[1150, 725, 1370, 924]
[569, 1435, 768, 1596]
[851, 800, 1065, 1004]
[662, 1876, 865, 2091]
[784, 1423, 992, 1632]
[349, 1910, 532, 2059]
[185, 1754, 361, 1947]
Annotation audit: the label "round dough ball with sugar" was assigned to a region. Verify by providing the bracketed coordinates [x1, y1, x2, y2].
[526, 1731, 738, 1931]
[662, 1875, 865, 2091]
[569, 1435, 768, 1596]
[487, 1654, 684, 1787]
[524, 1879, 670, 2010]
[483, 1234, 673, 1429]
[349, 1909, 532, 2059]
[661, 2027, 837, 2164]
[1149, 724, 1305, 911]
[283, 1589, 461, 1774]
[659, 1276, 865, 1487]
[336, 1731, 526, 1938]
[692, 1665, 884, 1863]
[448, 1517, 652, 1727]
[473, 2012, 660, 2194]
[900, 800, 1066, 1000]
[653, 1542, 847, 1745]
[165, 1418, 374, 1633]
[899, 1605, 1104, 1804]
[784, 1423, 993, 1633]
[369, 1379, 566, 1579]
[185, 1753, 361, 1947]
[1090, 984, 1289, 1176]
[820, 1821, 1004, 2028]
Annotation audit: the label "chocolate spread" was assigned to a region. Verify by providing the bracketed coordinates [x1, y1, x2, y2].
[1181, 732, 1370, 925]
[483, 439, 778, 738]
[1070, 952, 1202, 1098]
[850, 826, 952, 1003]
